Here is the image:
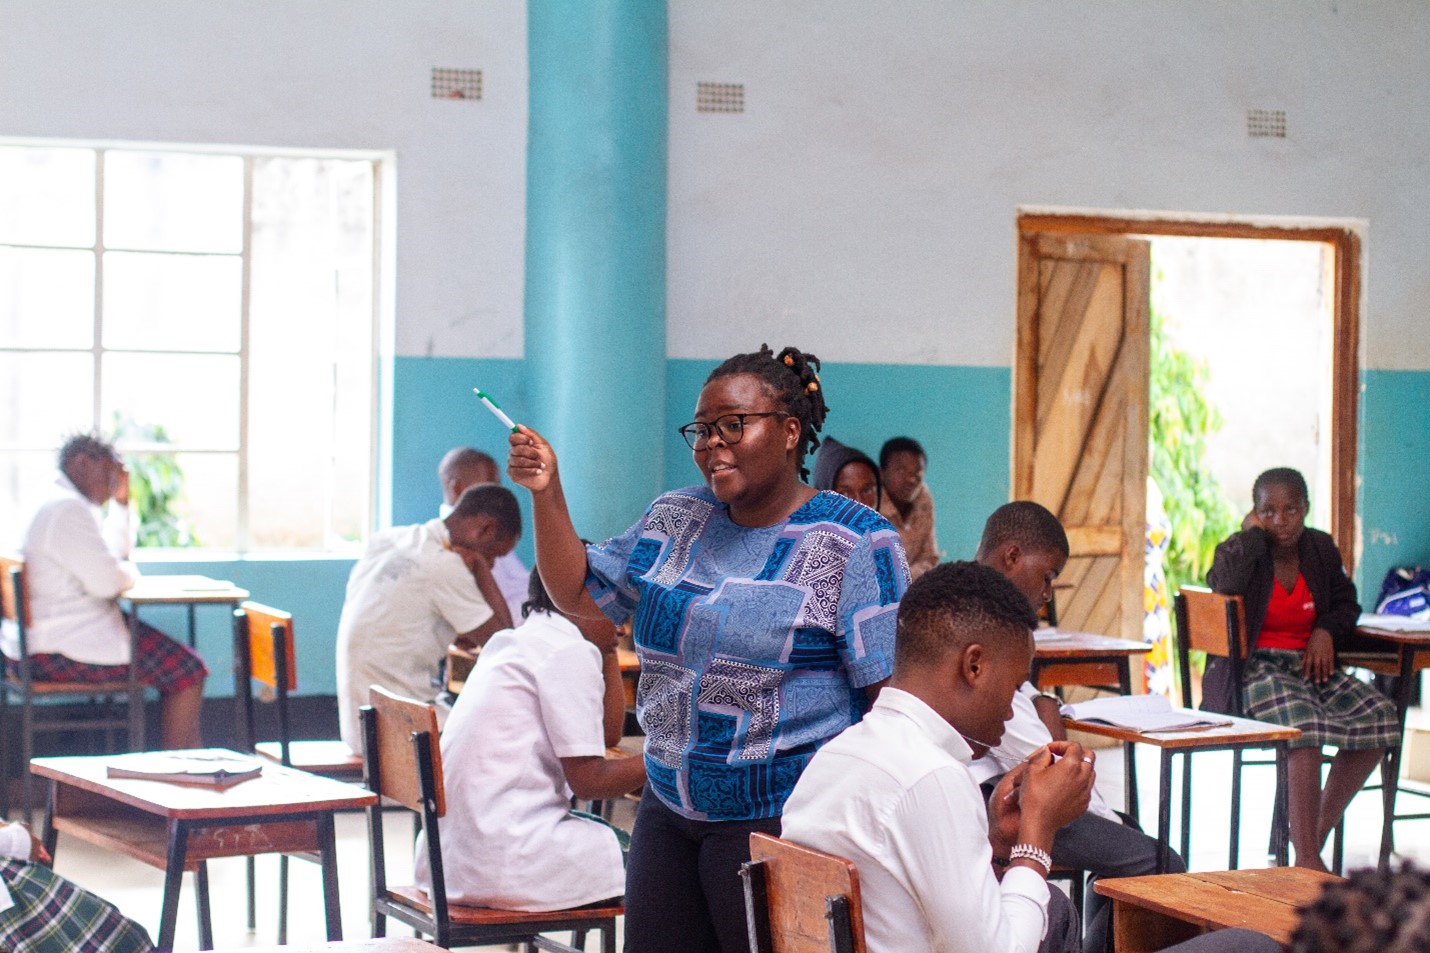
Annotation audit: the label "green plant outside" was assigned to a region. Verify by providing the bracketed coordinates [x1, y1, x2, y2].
[110, 415, 200, 548]
[1148, 303, 1239, 606]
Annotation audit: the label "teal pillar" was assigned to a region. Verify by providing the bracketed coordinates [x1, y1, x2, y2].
[525, 0, 668, 541]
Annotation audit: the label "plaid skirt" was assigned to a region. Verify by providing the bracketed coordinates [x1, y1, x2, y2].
[0, 860, 153, 953]
[16, 618, 207, 695]
[1243, 649, 1400, 751]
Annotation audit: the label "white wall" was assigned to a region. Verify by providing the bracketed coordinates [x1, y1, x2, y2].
[5, 2, 1428, 371]
[0, 0, 529, 359]
[667, 0, 1430, 369]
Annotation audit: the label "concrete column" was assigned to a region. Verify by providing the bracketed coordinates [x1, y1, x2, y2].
[525, 0, 668, 540]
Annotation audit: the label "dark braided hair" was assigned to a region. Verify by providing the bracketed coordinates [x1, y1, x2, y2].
[706, 344, 829, 481]
[1290, 863, 1430, 953]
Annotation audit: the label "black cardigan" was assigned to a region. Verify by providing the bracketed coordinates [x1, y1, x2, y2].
[1201, 526, 1363, 714]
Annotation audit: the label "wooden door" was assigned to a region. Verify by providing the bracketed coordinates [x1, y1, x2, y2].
[1014, 232, 1150, 645]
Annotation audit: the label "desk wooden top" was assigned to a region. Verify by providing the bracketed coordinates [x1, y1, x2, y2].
[1355, 624, 1430, 648]
[121, 575, 249, 604]
[1034, 630, 1154, 658]
[1064, 712, 1301, 749]
[32, 748, 375, 819]
[1095, 868, 1340, 945]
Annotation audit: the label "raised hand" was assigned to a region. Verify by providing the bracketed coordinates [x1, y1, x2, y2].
[508, 425, 557, 493]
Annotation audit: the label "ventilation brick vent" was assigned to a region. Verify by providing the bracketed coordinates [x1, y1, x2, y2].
[1247, 108, 1287, 138]
[697, 82, 744, 114]
[432, 68, 482, 100]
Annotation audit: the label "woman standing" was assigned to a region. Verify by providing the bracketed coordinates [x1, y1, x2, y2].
[1208, 467, 1398, 871]
[509, 345, 909, 952]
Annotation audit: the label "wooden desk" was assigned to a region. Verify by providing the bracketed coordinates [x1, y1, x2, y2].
[33, 748, 376, 951]
[1065, 713, 1300, 871]
[1351, 621, 1430, 865]
[446, 644, 640, 704]
[1032, 630, 1152, 695]
[1096, 867, 1339, 952]
[123, 575, 250, 649]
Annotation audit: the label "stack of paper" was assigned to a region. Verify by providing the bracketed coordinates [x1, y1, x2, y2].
[1061, 694, 1233, 733]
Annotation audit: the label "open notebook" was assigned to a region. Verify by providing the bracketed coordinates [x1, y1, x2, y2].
[1061, 694, 1233, 733]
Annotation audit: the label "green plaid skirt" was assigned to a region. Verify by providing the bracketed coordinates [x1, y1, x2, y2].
[1243, 649, 1400, 751]
[0, 861, 153, 953]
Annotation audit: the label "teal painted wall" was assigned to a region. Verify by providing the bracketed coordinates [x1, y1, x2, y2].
[1359, 370, 1430, 598]
[663, 358, 1012, 563]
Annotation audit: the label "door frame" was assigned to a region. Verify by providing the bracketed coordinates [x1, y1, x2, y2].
[1015, 212, 1361, 570]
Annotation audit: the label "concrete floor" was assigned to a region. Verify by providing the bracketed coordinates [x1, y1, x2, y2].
[30, 709, 1430, 951]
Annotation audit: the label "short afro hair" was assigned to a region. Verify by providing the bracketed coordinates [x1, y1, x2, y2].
[1253, 467, 1309, 508]
[448, 483, 521, 539]
[1290, 863, 1430, 953]
[58, 432, 118, 473]
[894, 560, 1038, 673]
[879, 436, 926, 469]
[976, 501, 1069, 562]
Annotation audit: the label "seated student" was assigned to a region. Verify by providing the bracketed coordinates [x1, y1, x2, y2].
[1290, 862, 1430, 953]
[812, 437, 882, 511]
[0, 821, 153, 952]
[4, 434, 206, 749]
[878, 436, 939, 578]
[1209, 467, 1397, 871]
[336, 483, 519, 753]
[437, 446, 529, 621]
[414, 568, 645, 910]
[782, 561, 1278, 953]
[972, 501, 1183, 953]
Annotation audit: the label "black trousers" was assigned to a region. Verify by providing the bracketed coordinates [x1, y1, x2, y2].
[623, 786, 782, 953]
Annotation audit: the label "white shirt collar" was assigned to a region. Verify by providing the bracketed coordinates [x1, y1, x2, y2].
[871, 686, 974, 764]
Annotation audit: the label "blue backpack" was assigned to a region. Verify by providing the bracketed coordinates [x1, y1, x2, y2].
[1375, 566, 1430, 619]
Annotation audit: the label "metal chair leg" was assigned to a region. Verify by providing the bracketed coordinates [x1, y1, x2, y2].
[246, 856, 256, 931]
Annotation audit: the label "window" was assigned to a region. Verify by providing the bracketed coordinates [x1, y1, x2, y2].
[0, 143, 382, 552]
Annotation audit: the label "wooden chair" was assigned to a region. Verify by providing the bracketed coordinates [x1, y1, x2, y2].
[232, 602, 363, 942]
[1175, 586, 1376, 870]
[361, 686, 621, 952]
[740, 832, 865, 953]
[0, 555, 144, 824]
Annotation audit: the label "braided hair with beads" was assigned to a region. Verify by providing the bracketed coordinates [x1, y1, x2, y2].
[1289, 863, 1430, 953]
[706, 344, 829, 481]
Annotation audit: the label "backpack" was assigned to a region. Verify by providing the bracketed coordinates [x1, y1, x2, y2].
[1375, 566, 1430, 619]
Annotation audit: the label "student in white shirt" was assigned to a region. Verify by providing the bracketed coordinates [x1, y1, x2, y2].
[5, 434, 207, 749]
[782, 561, 1277, 953]
[973, 502, 1184, 953]
[414, 566, 645, 910]
[437, 446, 530, 621]
[336, 483, 518, 753]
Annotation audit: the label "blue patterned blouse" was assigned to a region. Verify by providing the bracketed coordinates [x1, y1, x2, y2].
[586, 486, 910, 821]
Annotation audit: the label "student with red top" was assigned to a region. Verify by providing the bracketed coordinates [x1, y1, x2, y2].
[1208, 466, 1398, 871]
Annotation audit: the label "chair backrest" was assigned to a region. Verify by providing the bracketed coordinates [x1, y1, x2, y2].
[232, 601, 298, 763]
[742, 832, 866, 953]
[239, 602, 297, 693]
[1174, 586, 1248, 713]
[0, 555, 26, 629]
[363, 685, 446, 817]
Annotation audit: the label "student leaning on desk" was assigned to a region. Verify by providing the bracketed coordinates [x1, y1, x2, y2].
[3, 433, 207, 749]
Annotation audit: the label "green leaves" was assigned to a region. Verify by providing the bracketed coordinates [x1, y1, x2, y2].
[111, 414, 200, 548]
[1149, 304, 1237, 598]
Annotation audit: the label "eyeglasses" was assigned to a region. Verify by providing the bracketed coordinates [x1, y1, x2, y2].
[678, 412, 790, 451]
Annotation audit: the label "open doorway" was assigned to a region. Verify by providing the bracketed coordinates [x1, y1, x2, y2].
[1014, 213, 1361, 692]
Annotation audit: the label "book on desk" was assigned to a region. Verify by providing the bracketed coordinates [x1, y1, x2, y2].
[105, 750, 264, 789]
[1061, 694, 1233, 733]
